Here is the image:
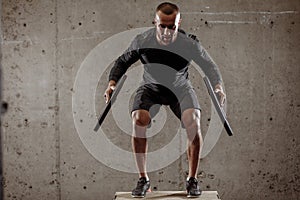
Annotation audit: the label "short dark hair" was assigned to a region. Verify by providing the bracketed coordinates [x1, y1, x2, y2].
[156, 2, 179, 15]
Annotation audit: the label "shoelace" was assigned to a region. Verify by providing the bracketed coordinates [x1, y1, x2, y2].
[135, 179, 147, 191]
[188, 178, 198, 190]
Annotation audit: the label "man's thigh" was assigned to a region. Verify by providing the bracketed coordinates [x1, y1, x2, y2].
[169, 88, 201, 120]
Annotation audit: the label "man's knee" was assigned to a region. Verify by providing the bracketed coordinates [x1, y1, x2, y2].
[181, 108, 201, 129]
[132, 110, 151, 127]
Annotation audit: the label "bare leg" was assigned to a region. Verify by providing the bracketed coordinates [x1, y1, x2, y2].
[181, 108, 203, 178]
[132, 110, 151, 179]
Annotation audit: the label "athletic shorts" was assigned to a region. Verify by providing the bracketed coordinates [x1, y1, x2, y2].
[132, 84, 201, 119]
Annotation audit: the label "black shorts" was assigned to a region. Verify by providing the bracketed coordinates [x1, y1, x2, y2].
[132, 84, 201, 119]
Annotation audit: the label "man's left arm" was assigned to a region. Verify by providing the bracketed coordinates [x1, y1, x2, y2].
[192, 41, 226, 106]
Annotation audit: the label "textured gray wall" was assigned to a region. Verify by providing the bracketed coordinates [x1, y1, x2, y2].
[1, 0, 299, 200]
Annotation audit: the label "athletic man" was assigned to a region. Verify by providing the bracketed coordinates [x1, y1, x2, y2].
[104, 2, 226, 198]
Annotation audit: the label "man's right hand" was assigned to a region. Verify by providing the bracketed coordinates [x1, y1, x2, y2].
[104, 80, 116, 103]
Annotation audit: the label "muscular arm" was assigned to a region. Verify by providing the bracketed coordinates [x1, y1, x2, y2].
[109, 37, 140, 83]
[191, 41, 226, 106]
[105, 37, 140, 103]
[192, 42, 222, 87]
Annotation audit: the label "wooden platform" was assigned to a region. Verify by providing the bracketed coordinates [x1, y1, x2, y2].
[114, 191, 220, 199]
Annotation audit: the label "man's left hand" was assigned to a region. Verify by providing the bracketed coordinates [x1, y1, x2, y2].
[214, 84, 226, 107]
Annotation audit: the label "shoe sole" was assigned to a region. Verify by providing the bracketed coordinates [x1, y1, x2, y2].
[186, 190, 201, 198]
[131, 195, 145, 198]
[187, 194, 201, 198]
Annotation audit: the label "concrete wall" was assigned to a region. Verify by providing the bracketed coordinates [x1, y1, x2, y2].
[1, 0, 299, 199]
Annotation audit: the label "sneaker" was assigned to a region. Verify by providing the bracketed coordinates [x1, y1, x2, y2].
[131, 177, 150, 198]
[186, 177, 201, 198]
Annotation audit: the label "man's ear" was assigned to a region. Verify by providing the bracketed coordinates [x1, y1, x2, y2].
[178, 19, 182, 27]
[153, 16, 158, 25]
[175, 12, 181, 26]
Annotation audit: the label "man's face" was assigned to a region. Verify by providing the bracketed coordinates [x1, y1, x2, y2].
[154, 11, 181, 46]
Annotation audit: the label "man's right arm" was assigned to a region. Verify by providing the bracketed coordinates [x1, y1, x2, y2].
[109, 48, 139, 82]
[104, 37, 140, 103]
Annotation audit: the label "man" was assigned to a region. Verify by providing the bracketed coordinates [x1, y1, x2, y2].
[104, 2, 226, 198]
